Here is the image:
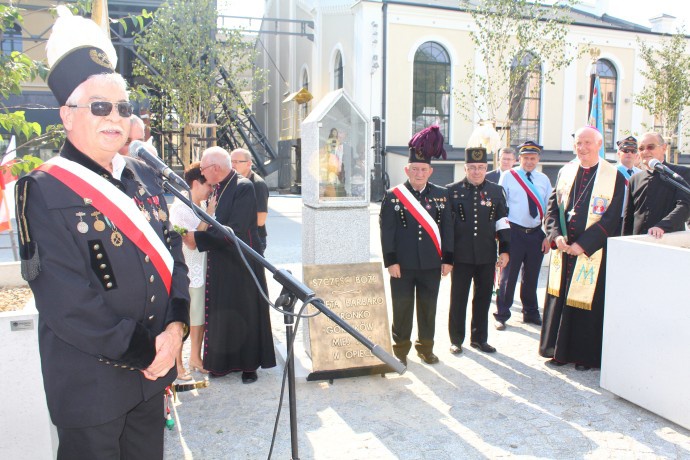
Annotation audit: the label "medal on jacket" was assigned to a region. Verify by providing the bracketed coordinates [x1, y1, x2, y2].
[152, 196, 167, 222]
[75, 212, 88, 233]
[104, 216, 124, 247]
[147, 197, 160, 221]
[111, 228, 123, 247]
[91, 211, 106, 232]
[134, 197, 151, 222]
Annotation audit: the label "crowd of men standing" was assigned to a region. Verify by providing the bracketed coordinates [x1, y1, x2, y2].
[381, 124, 690, 372]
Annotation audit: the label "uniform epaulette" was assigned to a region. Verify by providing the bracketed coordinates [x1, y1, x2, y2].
[15, 178, 41, 281]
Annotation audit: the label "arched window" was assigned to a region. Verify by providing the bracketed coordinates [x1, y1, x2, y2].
[412, 41, 450, 140]
[333, 51, 343, 90]
[597, 59, 617, 151]
[509, 52, 542, 146]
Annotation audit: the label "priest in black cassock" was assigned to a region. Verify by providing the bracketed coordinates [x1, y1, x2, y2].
[539, 126, 626, 371]
[194, 147, 276, 383]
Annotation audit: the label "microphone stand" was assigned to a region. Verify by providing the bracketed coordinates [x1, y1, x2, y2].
[657, 170, 690, 195]
[162, 181, 406, 460]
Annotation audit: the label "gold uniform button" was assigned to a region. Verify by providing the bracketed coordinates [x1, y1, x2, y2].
[150, 295, 156, 303]
[149, 315, 155, 320]
[93, 244, 100, 250]
[149, 275, 155, 283]
[106, 282, 113, 288]
[96, 253, 103, 260]
[100, 264, 107, 270]
[104, 275, 111, 280]
[145, 255, 150, 263]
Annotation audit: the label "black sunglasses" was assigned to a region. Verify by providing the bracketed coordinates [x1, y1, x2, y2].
[67, 101, 133, 118]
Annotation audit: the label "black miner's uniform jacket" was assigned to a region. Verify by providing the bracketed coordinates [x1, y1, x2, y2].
[16, 140, 190, 429]
[446, 178, 510, 263]
[380, 181, 453, 269]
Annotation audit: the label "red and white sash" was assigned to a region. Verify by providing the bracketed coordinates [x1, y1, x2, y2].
[392, 184, 442, 257]
[38, 156, 174, 293]
[509, 169, 545, 220]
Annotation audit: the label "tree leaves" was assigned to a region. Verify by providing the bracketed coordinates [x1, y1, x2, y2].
[0, 5, 64, 173]
[635, 31, 690, 155]
[457, 0, 582, 130]
[131, 0, 264, 132]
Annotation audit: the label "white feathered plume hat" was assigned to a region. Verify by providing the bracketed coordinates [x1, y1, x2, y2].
[46, 5, 117, 105]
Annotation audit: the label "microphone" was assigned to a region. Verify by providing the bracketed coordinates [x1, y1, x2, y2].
[129, 140, 190, 191]
[648, 158, 687, 183]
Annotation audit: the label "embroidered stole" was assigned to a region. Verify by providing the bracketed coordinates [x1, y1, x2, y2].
[509, 169, 546, 220]
[392, 184, 442, 257]
[547, 160, 617, 310]
[38, 157, 174, 293]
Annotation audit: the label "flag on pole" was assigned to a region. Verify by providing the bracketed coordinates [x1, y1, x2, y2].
[588, 75, 606, 158]
[1, 135, 18, 185]
[0, 167, 10, 233]
[91, 0, 111, 39]
[0, 136, 18, 232]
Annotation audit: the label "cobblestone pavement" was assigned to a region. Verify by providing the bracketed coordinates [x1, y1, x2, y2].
[165, 195, 690, 460]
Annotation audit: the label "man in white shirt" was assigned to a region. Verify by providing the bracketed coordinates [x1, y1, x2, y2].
[495, 141, 552, 329]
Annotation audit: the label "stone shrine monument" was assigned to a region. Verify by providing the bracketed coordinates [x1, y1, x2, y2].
[301, 89, 369, 265]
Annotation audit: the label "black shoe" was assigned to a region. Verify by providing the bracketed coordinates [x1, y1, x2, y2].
[470, 342, 496, 353]
[417, 351, 439, 364]
[494, 320, 506, 331]
[449, 344, 463, 355]
[546, 358, 567, 367]
[575, 364, 591, 371]
[241, 371, 258, 384]
[523, 316, 542, 326]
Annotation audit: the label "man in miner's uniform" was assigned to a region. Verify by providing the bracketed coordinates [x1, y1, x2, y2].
[14, 8, 189, 459]
[379, 125, 453, 366]
[447, 146, 510, 355]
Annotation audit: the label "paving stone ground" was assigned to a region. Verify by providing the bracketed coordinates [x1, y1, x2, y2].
[165, 195, 690, 460]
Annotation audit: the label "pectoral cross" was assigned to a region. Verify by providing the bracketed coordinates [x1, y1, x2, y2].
[567, 209, 576, 220]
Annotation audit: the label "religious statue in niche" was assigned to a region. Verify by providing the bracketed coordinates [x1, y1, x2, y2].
[320, 127, 347, 197]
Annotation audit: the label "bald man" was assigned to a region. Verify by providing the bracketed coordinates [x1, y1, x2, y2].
[230, 148, 269, 251]
[623, 132, 690, 238]
[539, 126, 626, 371]
[119, 115, 145, 156]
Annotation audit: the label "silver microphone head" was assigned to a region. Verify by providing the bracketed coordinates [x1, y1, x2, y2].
[128, 140, 147, 158]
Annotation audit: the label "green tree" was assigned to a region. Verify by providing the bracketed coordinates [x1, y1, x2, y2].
[0, 5, 66, 175]
[458, 0, 582, 149]
[132, 0, 262, 165]
[635, 31, 690, 162]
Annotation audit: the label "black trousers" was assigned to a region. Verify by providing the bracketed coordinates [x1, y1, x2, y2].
[495, 227, 544, 322]
[449, 262, 495, 345]
[390, 267, 441, 357]
[56, 392, 165, 460]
